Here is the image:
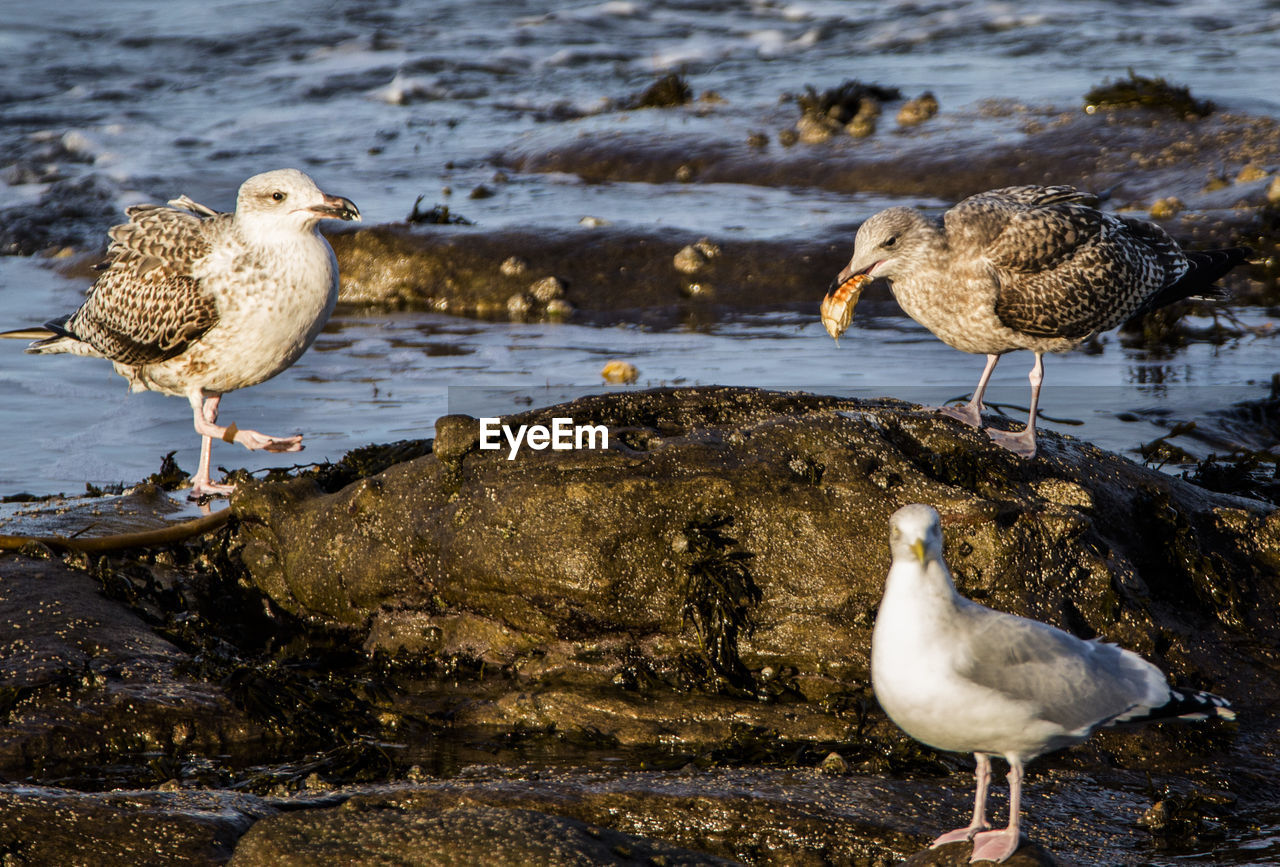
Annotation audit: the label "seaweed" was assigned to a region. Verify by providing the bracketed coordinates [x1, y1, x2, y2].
[407, 197, 473, 225]
[143, 450, 187, 491]
[1084, 70, 1214, 119]
[679, 514, 760, 692]
[796, 80, 902, 125]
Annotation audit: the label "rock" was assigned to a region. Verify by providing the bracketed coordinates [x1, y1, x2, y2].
[325, 224, 847, 322]
[499, 256, 528, 277]
[229, 769, 940, 865]
[1236, 164, 1267, 184]
[529, 275, 566, 302]
[1150, 196, 1184, 220]
[796, 115, 836, 144]
[230, 387, 1279, 754]
[0, 785, 274, 866]
[0, 557, 266, 778]
[846, 114, 877, 138]
[497, 109, 1280, 257]
[673, 238, 721, 275]
[506, 291, 534, 319]
[818, 751, 850, 776]
[897, 92, 939, 127]
[545, 297, 575, 318]
[230, 802, 735, 866]
[432, 414, 479, 465]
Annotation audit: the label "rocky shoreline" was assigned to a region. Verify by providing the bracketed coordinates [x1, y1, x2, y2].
[2, 387, 1276, 864]
[4, 84, 1280, 863]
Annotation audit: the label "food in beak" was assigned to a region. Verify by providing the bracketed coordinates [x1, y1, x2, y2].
[820, 272, 872, 343]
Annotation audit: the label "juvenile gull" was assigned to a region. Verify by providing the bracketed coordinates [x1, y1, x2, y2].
[1, 169, 360, 497]
[826, 185, 1250, 457]
[873, 504, 1235, 863]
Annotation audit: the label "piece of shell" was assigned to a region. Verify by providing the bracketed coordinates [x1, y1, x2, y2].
[601, 360, 639, 384]
[820, 273, 872, 344]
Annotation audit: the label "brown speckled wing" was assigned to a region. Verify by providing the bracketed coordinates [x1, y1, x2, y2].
[64, 204, 225, 365]
[959, 192, 1176, 340]
[944, 185, 1098, 252]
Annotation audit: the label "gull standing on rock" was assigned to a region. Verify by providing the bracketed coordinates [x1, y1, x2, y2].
[823, 185, 1250, 457]
[872, 504, 1235, 863]
[1, 169, 360, 498]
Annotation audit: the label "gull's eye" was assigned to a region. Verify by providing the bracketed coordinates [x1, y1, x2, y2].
[271, 191, 286, 202]
[882, 235, 897, 249]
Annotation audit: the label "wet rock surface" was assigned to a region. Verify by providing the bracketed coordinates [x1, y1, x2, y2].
[0, 786, 273, 866]
[326, 223, 847, 325]
[2, 393, 1277, 864]
[0, 556, 269, 781]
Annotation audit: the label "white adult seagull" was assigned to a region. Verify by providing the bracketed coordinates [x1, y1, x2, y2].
[872, 504, 1234, 863]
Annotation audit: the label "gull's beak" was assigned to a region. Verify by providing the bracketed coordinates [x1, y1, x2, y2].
[909, 539, 928, 563]
[310, 194, 361, 222]
[828, 260, 875, 295]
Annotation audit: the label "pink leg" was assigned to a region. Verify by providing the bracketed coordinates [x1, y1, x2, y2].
[931, 753, 993, 846]
[184, 391, 302, 499]
[188, 433, 233, 499]
[938, 354, 1000, 429]
[186, 394, 234, 499]
[985, 352, 1042, 458]
[969, 757, 1025, 864]
[186, 391, 304, 454]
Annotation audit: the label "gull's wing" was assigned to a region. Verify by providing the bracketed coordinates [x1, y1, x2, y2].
[58, 203, 225, 365]
[952, 599, 1166, 739]
[946, 186, 1184, 339]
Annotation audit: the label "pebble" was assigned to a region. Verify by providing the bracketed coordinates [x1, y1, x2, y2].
[500, 256, 529, 278]
[507, 292, 533, 319]
[673, 238, 720, 274]
[530, 276, 566, 302]
[1149, 196, 1184, 220]
[897, 91, 939, 126]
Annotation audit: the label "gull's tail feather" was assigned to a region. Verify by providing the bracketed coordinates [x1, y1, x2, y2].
[1152, 246, 1253, 310]
[0, 327, 57, 340]
[2, 317, 99, 356]
[1117, 687, 1235, 725]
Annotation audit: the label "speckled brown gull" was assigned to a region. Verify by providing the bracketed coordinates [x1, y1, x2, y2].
[827, 185, 1250, 457]
[874, 504, 1234, 863]
[1, 169, 360, 498]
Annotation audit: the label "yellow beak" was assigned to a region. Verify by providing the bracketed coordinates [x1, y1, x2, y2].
[910, 539, 928, 563]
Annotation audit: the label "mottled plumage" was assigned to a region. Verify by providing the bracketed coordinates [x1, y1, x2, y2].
[830, 185, 1250, 457]
[873, 505, 1234, 863]
[49, 205, 225, 366]
[4, 169, 360, 498]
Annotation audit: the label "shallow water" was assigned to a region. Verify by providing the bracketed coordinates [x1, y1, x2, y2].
[3, 250, 1276, 503]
